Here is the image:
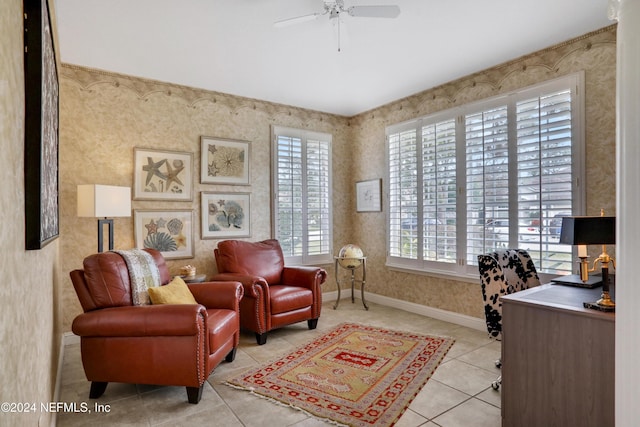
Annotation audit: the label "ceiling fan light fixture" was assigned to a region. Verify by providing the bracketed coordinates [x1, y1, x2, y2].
[348, 5, 400, 18]
[275, 0, 400, 27]
[273, 13, 322, 28]
[274, 0, 400, 50]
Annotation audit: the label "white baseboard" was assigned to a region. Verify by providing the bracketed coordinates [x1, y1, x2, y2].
[323, 289, 485, 332]
[322, 290, 339, 301]
[63, 332, 81, 346]
[52, 333, 80, 426]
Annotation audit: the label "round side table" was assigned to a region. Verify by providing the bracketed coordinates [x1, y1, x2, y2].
[180, 274, 207, 284]
[333, 256, 368, 310]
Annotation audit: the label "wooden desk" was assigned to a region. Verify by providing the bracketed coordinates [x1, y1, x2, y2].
[501, 283, 615, 427]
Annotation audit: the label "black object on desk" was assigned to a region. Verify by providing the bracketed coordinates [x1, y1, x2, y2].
[551, 274, 602, 288]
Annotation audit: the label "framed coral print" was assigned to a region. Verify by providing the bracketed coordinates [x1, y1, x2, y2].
[200, 137, 250, 185]
[24, 0, 59, 250]
[356, 179, 382, 212]
[201, 192, 251, 239]
[133, 148, 193, 201]
[134, 210, 194, 259]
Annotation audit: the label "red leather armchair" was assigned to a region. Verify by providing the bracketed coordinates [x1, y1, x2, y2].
[69, 249, 243, 404]
[211, 239, 327, 345]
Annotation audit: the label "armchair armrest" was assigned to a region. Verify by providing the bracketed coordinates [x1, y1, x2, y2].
[282, 266, 327, 289]
[72, 304, 206, 338]
[210, 273, 269, 300]
[188, 281, 243, 310]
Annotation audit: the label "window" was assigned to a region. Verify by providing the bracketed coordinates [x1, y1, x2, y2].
[272, 126, 333, 265]
[387, 73, 584, 278]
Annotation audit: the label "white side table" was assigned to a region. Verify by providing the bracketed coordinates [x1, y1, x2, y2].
[333, 256, 368, 310]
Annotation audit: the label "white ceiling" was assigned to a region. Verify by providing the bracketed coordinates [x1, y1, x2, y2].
[54, 0, 612, 117]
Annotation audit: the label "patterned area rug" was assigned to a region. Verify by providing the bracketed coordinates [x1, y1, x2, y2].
[225, 323, 454, 427]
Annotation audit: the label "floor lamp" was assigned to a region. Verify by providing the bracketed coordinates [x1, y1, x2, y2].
[77, 185, 131, 253]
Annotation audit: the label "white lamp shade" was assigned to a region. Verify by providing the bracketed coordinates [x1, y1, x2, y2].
[77, 185, 131, 218]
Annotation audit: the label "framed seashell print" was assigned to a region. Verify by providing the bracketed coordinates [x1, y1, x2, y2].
[200, 137, 250, 185]
[133, 148, 193, 201]
[200, 192, 251, 239]
[134, 209, 194, 259]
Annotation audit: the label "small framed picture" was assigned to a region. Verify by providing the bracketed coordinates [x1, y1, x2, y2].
[201, 192, 250, 239]
[134, 209, 194, 259]
[200, 136, 250, 185]
[133, 148, 193, 201]
[356, 179, 382, 212]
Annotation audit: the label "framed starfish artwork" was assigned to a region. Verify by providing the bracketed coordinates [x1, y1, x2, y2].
[200, 137, 250, 185]
[133, 148, 193, 201]
[134, 209, 194, 259]
[200, 192, 251, 239]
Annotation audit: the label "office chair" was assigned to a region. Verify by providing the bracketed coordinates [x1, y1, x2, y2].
[478, 249, 540, 390]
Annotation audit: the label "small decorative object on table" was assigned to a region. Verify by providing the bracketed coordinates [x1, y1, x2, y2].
[180, 264, 196, 278]
[334, 244, 368, 310]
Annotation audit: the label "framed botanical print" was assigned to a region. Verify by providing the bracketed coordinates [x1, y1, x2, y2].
[133, 148, 193, 201]
[200, 137, 250, 185]
[201, 192, 251, 239]
[134, 209, 194, 259]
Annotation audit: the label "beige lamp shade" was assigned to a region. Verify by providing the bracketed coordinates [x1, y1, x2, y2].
[77, 185, 131, 218]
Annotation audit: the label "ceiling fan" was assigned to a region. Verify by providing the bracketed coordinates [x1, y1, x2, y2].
[274, 0, 401, 28]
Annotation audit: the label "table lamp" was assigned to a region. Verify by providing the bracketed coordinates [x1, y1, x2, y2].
[558, 211, 616, 310]
[77, 185, 131, 252]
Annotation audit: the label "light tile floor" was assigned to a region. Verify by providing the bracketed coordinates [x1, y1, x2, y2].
[56, 301, 502, 427]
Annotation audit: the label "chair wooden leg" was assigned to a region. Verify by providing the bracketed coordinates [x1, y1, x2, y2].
[308, 318, 318, 330]
[89, 381, 108, 399]
[186, 385, 203, 404]
[255, 332, 267, 345]
[225, 347, 237, 362]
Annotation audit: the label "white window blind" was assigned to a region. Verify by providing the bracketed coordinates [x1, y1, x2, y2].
[386, 73, 584, 278]
[422, 119, 457, 263]
[273, 126, 332, 265]
[515, 89, 574, 274]
[388, 127, 419, 260]
[465, 105, 510, 262]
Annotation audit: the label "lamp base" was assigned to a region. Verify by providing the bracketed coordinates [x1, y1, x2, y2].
[583, 301, 616, 312]
[98, 218, 114, 253]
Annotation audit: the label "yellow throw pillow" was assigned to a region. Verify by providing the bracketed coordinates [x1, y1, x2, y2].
[148, 276, 198, 305]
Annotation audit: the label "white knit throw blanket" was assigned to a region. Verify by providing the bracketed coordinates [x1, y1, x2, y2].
[115, 249, 161, 305]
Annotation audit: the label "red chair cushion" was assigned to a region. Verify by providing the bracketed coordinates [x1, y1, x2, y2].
[215, 239, 285, 285]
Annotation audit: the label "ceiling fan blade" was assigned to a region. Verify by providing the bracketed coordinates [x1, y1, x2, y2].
[274, 13, 322, 28]
[348, 5, 400, 18]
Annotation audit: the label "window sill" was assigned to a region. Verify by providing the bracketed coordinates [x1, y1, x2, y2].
[385, 262, 480, 284]
[386, 261, 557, 285]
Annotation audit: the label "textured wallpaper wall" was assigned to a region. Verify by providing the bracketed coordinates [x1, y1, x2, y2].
[59, 25, 616, 332]
[347, 26, 617, 318]
[59, 68, 353, 331]
[0, 1, 59, 426]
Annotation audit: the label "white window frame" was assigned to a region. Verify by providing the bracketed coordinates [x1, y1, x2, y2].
[386, 73, 585, 283]
[272, 125, 333, 265]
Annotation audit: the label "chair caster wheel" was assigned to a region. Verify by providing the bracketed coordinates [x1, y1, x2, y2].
[492, 381, 500, 390]
[495, 359, 502, 368]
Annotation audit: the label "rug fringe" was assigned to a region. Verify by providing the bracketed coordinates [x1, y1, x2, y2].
[223, 381, 350, 427]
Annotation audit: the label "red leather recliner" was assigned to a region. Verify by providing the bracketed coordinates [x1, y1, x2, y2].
[69, 249, 243, 404]
[211, 239, 327, 345]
